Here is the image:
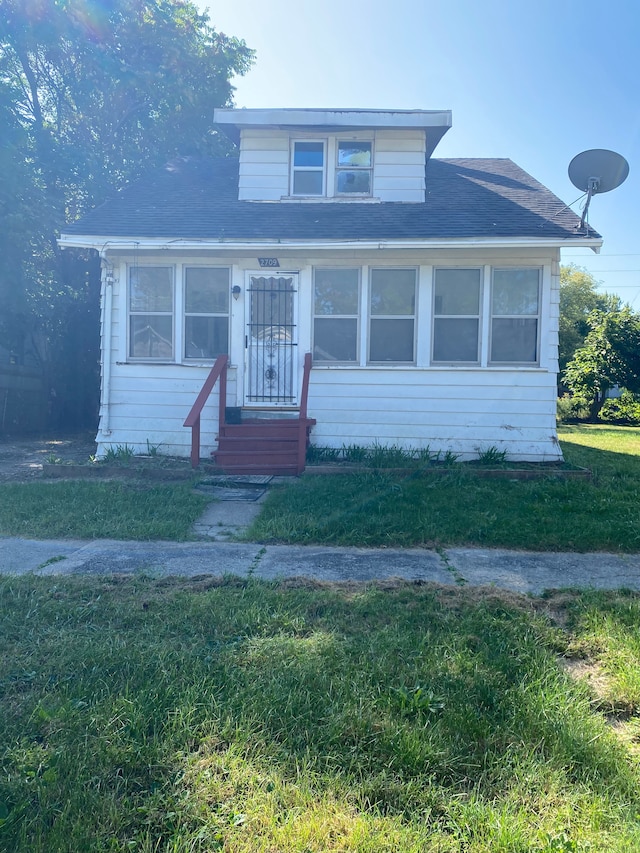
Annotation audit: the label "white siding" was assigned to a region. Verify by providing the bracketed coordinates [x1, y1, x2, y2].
[373, 131, 426, 202]
[99, 365, 238, 457]
[306, 368, 561, 462]
[236, 128, 427, 202]
[97, 249, 562, 463]
[238, 129, 289, 200]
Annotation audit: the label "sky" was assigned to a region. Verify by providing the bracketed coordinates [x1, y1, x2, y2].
[202, 0, 639, 304]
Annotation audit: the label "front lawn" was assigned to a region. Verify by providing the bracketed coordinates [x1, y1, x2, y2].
[0, 481, 208, 540]
[1, 576, 639, 852]
[248, 425, 640, 551]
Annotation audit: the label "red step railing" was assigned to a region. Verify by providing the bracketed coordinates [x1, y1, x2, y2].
[185, 353, 313, 472]
[183, 354, 228, 468]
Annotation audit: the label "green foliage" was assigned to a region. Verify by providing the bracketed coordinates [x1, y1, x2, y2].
[0, 0, 253, 428]
[559, 265, 619, 378]
[475, 446, 508, 465]
[102, 443, 136, 462]
[307, 443, 442, 468]
[598, 390, 640, 425]
[556, 393, 590, 423]
[563, 307, 640, 419]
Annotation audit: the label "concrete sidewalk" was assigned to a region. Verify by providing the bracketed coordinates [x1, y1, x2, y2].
[2, 537, 640, 595]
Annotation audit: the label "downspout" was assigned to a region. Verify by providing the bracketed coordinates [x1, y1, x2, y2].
[99, 253, 113, 436]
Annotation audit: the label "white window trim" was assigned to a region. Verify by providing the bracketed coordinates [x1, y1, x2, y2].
[127, 263, 175, 362]
[183, 265, 231, 362]
[312, 267, 361, 364]
[290, 139, 326, 197]
[489, 267, 541, 366]
[289, 135, 375, 199]
[431, 267, 483, 365]
[368, 267, 418, 365]
[125, 263, 234, 364]
[334, 139, 374, 197]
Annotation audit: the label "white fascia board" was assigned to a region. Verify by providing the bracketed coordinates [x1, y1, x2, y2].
[58, 234, 603, 253]
[214, 107, 452, 131]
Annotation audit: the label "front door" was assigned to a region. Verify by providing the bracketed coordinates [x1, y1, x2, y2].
[245, 273, 298, 406]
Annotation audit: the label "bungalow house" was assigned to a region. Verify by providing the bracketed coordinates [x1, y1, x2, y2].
[59, 108, 602, 473]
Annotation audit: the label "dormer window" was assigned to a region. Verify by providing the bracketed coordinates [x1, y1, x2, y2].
[336, 141, 372, 195]
[291, 141, 325, 196]
[290, 137, 373, 198]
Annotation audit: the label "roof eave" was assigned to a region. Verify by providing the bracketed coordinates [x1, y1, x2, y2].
[213, 107, 453, 155]
[58, 234, 604, 253]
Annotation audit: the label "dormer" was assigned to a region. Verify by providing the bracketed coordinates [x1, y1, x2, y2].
[213, 108, 452, 203]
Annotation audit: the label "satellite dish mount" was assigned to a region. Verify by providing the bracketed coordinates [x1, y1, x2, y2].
[568, 149, 629, 232]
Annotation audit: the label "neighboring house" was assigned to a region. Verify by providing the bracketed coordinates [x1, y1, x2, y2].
[59, 108, 602, 473]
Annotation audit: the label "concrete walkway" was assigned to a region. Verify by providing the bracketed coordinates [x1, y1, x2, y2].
[2, 537, 640, 595]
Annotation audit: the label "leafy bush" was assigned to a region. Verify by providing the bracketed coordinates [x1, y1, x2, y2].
[598, 390, 640, 425]
[557, 394, 590, 423]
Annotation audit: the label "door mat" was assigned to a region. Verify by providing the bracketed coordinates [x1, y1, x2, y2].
[195, 484, 267, 501]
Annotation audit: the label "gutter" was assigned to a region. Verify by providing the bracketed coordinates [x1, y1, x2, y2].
[59, 235, 603, 253]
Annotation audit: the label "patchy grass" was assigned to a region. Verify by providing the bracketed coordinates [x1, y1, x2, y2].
[249, 425, 640, 551]
[0, 576, 639, 852]
[0, 481, 208, 540]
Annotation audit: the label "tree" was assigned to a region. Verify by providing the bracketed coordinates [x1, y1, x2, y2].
[0, 0, 253, 428]
[559, 264, 619, 377]
[563, 307, 640, 420]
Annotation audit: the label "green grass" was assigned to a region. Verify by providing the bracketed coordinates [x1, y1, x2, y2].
[1, 576, 639, 851]
[0, 481, 208, 540]
[248, 425, 640, 551]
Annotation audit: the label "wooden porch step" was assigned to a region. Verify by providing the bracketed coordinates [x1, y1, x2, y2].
[214, 449, 299, 466]
[220, 419, 314, 438]
[217, 437, 299, 452]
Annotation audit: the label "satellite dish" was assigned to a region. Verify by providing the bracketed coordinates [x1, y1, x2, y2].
[568, 149, 629, 231]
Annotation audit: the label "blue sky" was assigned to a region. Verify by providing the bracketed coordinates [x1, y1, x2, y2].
[203, 0, 639, 304]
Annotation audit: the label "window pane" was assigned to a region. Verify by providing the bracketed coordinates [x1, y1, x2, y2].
[370, 269, 416, 315]
[314, 318, 358, 361]
[434, 269, 480, 315]
[433, 318, 479, 362]
[130, 315, 173, 359]
[294, 141, 324, 167]
[491, 318, 538, 362]
[370, 319, 414, 362]
[185, 268, 229, 314]
[338, 141, 372, 167]
[130, 267, 172, 312]
[314, 269, 359, 315]
[493, 269, 539, 315]
[336, 170, 371, 194]
[293, 170, 323, 195]
[185, 316, 228, 359]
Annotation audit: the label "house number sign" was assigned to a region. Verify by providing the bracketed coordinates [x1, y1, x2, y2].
[258, 257, 280, 268]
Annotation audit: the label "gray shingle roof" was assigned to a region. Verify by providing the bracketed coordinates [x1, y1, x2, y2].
[63, 156, 597, 241]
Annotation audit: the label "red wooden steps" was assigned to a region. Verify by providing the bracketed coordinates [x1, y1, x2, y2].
[212, 417, 316, 475]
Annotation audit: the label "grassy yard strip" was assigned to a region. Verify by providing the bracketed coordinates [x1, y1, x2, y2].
[0, 481, 208, 540]
[248, 425, 640, 550]
[1, 576, 639, 852]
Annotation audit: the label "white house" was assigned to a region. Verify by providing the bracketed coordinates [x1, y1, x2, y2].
[59, 108, 602, 473]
